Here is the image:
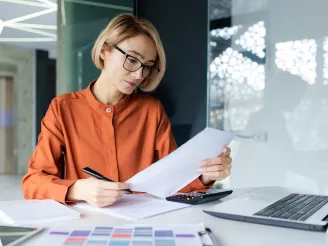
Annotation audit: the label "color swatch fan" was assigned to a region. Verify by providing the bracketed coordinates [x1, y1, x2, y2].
[30, 224, 212, 246]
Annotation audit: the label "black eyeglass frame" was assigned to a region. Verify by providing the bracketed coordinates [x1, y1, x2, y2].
[113, 45, 160, 79]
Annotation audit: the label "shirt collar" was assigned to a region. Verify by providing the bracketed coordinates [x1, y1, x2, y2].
[84, 79, 131, 115]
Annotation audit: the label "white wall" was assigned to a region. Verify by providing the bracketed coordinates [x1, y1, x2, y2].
[224, 0, 328, 194]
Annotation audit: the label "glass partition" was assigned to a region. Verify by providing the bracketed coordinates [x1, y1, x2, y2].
[57, 0, 134, 94]
[208, 0, 328, 193]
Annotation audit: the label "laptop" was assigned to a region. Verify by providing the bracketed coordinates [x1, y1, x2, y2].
[203, 186, 328, 232]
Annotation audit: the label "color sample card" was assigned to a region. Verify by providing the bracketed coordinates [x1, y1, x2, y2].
[34, 225, 204, 246]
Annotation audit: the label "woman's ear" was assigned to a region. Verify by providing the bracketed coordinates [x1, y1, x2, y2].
[100, 43, 111, 60]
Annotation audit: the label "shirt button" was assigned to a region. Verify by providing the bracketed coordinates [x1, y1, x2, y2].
[105, 108, 112, 113]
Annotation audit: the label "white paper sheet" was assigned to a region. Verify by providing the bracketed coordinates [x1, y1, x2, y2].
[75, 194, 191, 220]
[127, 127, 236, 198]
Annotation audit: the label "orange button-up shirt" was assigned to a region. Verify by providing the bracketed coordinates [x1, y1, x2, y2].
[22, 81, 212, 204]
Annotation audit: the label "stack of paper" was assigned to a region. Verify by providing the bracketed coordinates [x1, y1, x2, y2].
[0, 200, 81, 225]
[127, 127, 236, 198]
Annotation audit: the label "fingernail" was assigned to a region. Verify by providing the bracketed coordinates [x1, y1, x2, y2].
[197, 168, 202, 172]
[201, 161, 206, 166]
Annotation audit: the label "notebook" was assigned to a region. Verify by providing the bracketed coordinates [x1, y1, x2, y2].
[0, 200, 81, 226]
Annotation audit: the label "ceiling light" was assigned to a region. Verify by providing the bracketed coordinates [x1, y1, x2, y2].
[6, 23, 56, 29]
[0, 0, 57, 45]
[5, 8, 57, 24]
[210, 25, 242, 40]
[37, 0, 57, 8]
[235, 21, 266, 58]
[0, 37, 55, 42]
[0, 19, 3, 35]
[275, 39, 317, 85]
[0, 0, 50, 8]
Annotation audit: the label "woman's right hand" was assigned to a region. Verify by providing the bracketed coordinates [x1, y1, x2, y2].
[67, 177, 131, 207]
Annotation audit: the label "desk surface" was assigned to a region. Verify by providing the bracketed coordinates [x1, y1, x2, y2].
[1, 175, 327, 246]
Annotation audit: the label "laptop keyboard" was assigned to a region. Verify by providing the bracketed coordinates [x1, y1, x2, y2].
[254, 193, 328, 221]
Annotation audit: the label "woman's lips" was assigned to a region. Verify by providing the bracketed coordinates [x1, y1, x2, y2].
[126, 81, 136, 87]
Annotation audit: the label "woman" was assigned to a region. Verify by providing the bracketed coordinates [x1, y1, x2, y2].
[22, 13, 232, 208]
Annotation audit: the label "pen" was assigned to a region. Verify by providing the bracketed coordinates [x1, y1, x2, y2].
[82, 167, 133, 193]
[198, 227, 217, 246]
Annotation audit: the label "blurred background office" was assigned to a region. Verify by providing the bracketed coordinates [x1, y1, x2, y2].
[0, 0, 328, 195]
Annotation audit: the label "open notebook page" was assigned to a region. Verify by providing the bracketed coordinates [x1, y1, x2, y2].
[75, 194, 191, 220]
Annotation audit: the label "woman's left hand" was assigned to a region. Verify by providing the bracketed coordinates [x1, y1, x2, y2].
[197, 147, 232, 186]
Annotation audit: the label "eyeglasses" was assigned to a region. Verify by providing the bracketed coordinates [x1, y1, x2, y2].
[113, 45, 160, 80]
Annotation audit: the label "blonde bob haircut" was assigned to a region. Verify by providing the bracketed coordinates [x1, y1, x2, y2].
[92, 13, 166, 92]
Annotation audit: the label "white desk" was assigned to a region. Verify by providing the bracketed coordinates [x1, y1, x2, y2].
[1, 175, 328, 246]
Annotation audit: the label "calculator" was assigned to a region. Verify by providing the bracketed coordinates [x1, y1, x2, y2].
[165, 189, 233, 205]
